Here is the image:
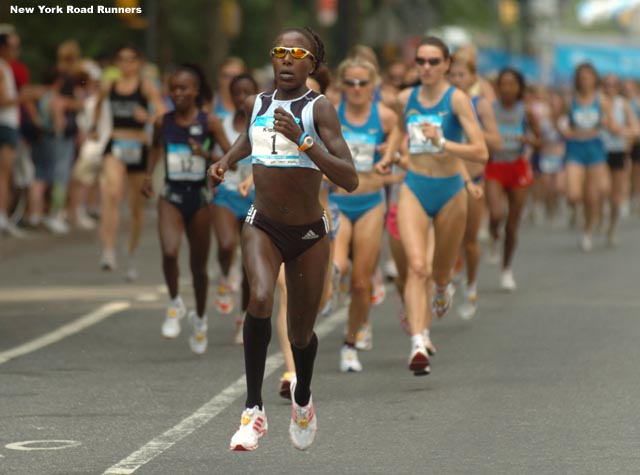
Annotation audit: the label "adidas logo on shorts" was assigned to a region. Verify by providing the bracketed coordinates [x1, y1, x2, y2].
[302, 229, 319, 240]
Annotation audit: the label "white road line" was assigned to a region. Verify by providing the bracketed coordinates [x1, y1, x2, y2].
[0, 301, 131, 365]
[102, 306, 348, 475]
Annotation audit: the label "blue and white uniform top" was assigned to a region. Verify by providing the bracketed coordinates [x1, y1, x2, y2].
[248, 89, 325, 170]
[492, 100, 527, 163]
[568, 96, 602, 140]
[338, 100, 385, 173]
[404, 86, 463, 155]
[600, 95, 627, 152]
[221, 114, 252, 191]
[161, 110, 211, 186]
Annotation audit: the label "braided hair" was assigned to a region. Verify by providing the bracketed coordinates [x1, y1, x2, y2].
[279, 26, 326, 75]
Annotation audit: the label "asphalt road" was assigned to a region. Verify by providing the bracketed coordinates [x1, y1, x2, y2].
[1, 210, 640, 475]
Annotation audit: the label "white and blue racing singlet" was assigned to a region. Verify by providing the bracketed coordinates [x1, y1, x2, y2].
[248, 89, 325, 170]
[338, 100, 385, 173]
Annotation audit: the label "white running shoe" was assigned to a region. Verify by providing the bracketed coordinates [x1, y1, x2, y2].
[43, 215, 70, 235]
[408, 345, 430, 376]
[340, 345, 362, 372]
[289, 379, 317, 451]
[354, 322, 373, 351]
[2, 220, 27, 238]
[500, 269, 517, 292]
[279, 372, 295, 400]
[229, 406, 268, 451]
[384, 258, 398, 280]
[161, 300, 186, 339]
[486, 239, 500, 266]
[214, 283, 234, 314]
[580, 234, 593, 253]
[457, 288, 478, 321]
[188, 312, 208, 355]
[422, 330, 437, 356]
[75, 210, 96, 230]
[432, 283, 454, 319]
[100, 249, 117, 271]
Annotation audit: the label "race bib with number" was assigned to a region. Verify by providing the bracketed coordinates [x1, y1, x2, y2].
[406, 114, 443, 155]
[499, 123, 524, 152]
[251, 115, 301, 167]
[343, 131, 376, 172]
[166, 143, 206, 181]
[112, 139, 143, 165]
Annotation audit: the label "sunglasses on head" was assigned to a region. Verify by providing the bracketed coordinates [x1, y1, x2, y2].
[271, 46, 316, 62]
[343, 78, 370, 88]
[415, 57, 443, 67]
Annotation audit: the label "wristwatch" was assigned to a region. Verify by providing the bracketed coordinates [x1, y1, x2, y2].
[298, 134, 315, 152]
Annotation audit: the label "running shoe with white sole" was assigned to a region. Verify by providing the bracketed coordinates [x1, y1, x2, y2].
[229, 406, 268, 451]
[215, 283, 234, 314]
[422, 330, 437, 356]
[43, 215, 70, 235]
[289, 379, 317, 451]
[408, 345, 431, 376]
[279, 372, 295, 400]
[188, 311, 208, 355]
[432, 283, 454, 319]
[161, 300, 186, 339]
[354, 322, 373, 351]
[339, 345, 362, 372]
[100, 249, 117, 271]
[500, 269, 517, 292]
[457, 288, 478, 321]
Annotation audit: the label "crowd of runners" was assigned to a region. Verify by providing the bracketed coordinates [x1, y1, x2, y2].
[2, 23, 640, 452]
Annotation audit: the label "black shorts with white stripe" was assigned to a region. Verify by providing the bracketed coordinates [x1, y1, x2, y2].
[245, 205, 329, 262]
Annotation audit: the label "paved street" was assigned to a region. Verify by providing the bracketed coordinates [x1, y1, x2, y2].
[1, 212, 640, 475]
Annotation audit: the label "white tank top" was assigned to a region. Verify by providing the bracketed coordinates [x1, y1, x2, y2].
[248, 89, 325, 170]
[0, 59, 19, 128]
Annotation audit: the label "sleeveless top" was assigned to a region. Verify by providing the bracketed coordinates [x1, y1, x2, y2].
[248, 89, 325, 170]
[492, 101, 527, 163]
[161, 110, 212, 186]
[338, 100, 385, 173]
[404, 86, 463, 155]
[568, 96, 601, 142]
[110, 81, 148, 130]
[0, 58, 19, 128]
[600, 95, 627, 152]
[221, 114, 252, 190]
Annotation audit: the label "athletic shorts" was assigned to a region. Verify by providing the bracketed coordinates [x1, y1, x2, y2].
[404, 170, 465, 217]
[606, 151, 626, 171]
[565, 139, 606, 167]
[485, 157, 533, 190]
[212, 186, 254, 220]
[0, 125, 18, 148]
[244, 204, 329, 263]
[538, 154, 564, 175]
[105, 139, 148, 173]
[161, 182, 211, 225]
[330, 190, 385, 223]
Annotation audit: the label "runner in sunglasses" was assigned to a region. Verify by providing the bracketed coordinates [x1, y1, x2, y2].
[209, 27, 357, 451]
[376, 36, 488, 375]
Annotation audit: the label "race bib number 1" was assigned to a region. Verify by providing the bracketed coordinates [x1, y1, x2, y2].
[252, 115, 301, 167]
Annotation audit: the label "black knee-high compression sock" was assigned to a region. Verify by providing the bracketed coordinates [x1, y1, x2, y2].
[243, 313, 272, 409]
[291, 332, 318, 406]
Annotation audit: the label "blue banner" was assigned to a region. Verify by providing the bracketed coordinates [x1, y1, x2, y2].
[477, 48, 540, 83]
[555, 43, 640, 82]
